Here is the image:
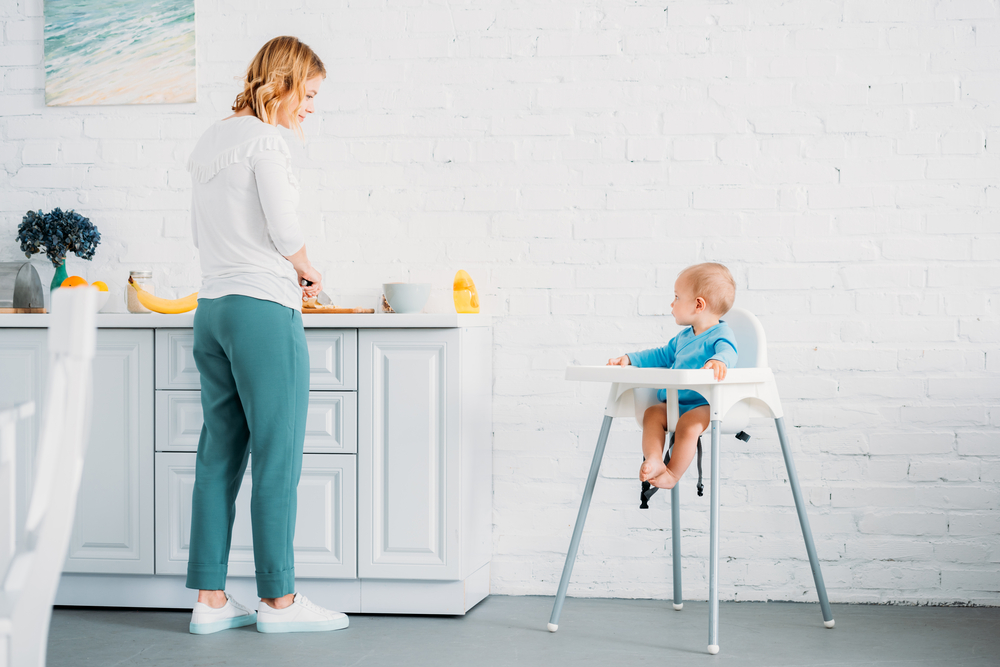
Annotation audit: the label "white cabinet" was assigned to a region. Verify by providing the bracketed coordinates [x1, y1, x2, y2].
[152, 327, 361, 584]
[1, 318, 491, 614]
[64, 330, 154, 574]
[0, 329, 46, 545]
[155, 453, 357, 579]
[0, 328, 154, 574]
[358, 329, 459, 579]
[358, 328, 492, 584]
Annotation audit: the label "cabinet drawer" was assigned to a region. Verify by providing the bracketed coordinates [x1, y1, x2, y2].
[155, 330, 200, 390]
[155, 391, 357, 453]
[306, 330, 358, 390]
[155, 329, 358, 390]
[154, 452, 357, 579]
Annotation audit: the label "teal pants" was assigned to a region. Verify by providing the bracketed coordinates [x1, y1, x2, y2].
[185, 295, 309, 599]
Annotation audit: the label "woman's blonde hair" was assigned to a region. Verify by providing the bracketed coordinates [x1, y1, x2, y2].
[232, 36, 326, 137]
[678, 263, 736, 315]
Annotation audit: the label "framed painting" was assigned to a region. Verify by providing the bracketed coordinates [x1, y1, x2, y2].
[44, 0, 196, 106]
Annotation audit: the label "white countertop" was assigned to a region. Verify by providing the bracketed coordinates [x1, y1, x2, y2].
[0, 312, 492, 328]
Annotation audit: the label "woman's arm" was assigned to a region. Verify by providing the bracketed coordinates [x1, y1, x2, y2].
[251, 149, 322, 298]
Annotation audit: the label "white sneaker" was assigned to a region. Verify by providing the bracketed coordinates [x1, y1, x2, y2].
[256, 593, 349, 633]
[189, 593, 256, 634]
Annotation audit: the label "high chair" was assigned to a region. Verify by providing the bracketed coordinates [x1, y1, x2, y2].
[547, 308, 834, 655]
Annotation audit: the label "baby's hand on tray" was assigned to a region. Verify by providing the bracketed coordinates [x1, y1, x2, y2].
[607, 355, 631, 367]
[704, 359, 727, 380]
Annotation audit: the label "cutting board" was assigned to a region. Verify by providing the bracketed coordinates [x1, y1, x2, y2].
[302, 307, 375, 314]
[0, 308, 46, 313]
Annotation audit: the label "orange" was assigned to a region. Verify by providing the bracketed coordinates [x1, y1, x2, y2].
[61, 276, 89, 288]
[92, 280, 109, 292]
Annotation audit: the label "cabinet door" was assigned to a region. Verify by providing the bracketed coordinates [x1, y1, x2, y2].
[0, 329, 46, 547]
[358, 329, 460, 580]
[155, 453, 357, 579]
[64, 329, 154, 574]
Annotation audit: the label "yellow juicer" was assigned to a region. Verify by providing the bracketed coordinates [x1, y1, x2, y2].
[452, 270, 479, 314]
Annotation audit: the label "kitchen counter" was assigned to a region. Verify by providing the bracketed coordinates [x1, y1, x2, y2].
[1, 311, 493, 615]
[0, 312, 491, 328]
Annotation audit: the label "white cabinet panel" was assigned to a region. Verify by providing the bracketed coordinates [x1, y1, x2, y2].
[303, 392, 357, 453]
[358, 329, 460, 580]
[155, 329, 199, 389]
[64, 329, 154, 574]
[155, 329, 358, 391]
[305, 330, 358, 391]
[155, 453, 357, 579]
[0, 328, 46, 547]
[155, 391, 357, 454]
[154, 391, 203, 451]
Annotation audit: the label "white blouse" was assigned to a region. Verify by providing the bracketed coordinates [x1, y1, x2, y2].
[187, 116, 305, 311]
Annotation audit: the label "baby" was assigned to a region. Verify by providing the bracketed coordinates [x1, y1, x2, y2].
[607, 262, 738, 489]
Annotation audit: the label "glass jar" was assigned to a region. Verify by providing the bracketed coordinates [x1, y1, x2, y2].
[126, 270, 153, 313]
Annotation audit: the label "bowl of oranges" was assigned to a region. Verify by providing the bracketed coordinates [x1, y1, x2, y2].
[60, 276, 109, 312]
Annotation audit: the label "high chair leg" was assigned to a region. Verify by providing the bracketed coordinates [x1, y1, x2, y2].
[775, 417, 835, 629]
[548, 415, 613, 633]
[671, 483, 682, 610]
[707, 420, 721, 654]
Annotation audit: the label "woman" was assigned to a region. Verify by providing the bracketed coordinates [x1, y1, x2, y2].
[184, 36, 346, 635]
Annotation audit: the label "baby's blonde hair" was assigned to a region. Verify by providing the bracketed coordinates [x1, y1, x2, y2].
[678, 263, 736, 315]
[232, 36, 326, 138]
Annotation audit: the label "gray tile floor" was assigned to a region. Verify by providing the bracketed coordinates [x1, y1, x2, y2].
[48, 596, 999, 667]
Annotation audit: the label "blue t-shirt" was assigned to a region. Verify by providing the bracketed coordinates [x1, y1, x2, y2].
[628, 322, 738, 412]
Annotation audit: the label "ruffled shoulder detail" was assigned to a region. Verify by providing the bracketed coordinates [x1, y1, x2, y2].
[187, 133, 291, 183]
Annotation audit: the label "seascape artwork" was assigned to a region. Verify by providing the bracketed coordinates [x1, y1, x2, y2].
[44, 0, 196, 106]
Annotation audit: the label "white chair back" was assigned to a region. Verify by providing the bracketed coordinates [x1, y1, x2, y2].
[723, 308, 766, 369]
[1, 287, 97, 667]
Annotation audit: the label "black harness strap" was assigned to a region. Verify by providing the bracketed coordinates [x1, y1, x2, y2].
[696, 436, 704, 497]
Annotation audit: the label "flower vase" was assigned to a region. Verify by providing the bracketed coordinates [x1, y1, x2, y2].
[50, 263, 68, 292]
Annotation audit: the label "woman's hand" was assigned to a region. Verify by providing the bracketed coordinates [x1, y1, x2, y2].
[284, 244, 322, 300]
[704, 359, 727, 380]
[607, 355, 631, 367]
[298, 265, 322, 300]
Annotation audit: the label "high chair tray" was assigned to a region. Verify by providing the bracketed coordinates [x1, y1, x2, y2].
[565, 365, 773, 386]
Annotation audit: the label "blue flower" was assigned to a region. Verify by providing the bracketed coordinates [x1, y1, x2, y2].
[17, 208, 101, 267]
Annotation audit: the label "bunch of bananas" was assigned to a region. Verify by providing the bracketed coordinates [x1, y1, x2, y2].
[128, 276, 198, 314]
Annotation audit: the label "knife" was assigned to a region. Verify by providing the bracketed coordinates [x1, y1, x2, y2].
[300, 279, 332, 305]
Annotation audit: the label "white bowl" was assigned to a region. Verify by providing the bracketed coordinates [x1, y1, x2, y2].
[95, 290, 110, 312]
[382, 283, 431, 314]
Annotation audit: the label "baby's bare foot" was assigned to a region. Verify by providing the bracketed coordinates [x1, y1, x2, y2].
[649, 468, 679, 490]
[640, 457, 667, 482]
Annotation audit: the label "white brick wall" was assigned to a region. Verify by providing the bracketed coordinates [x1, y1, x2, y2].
[2, 0, 998, 605]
